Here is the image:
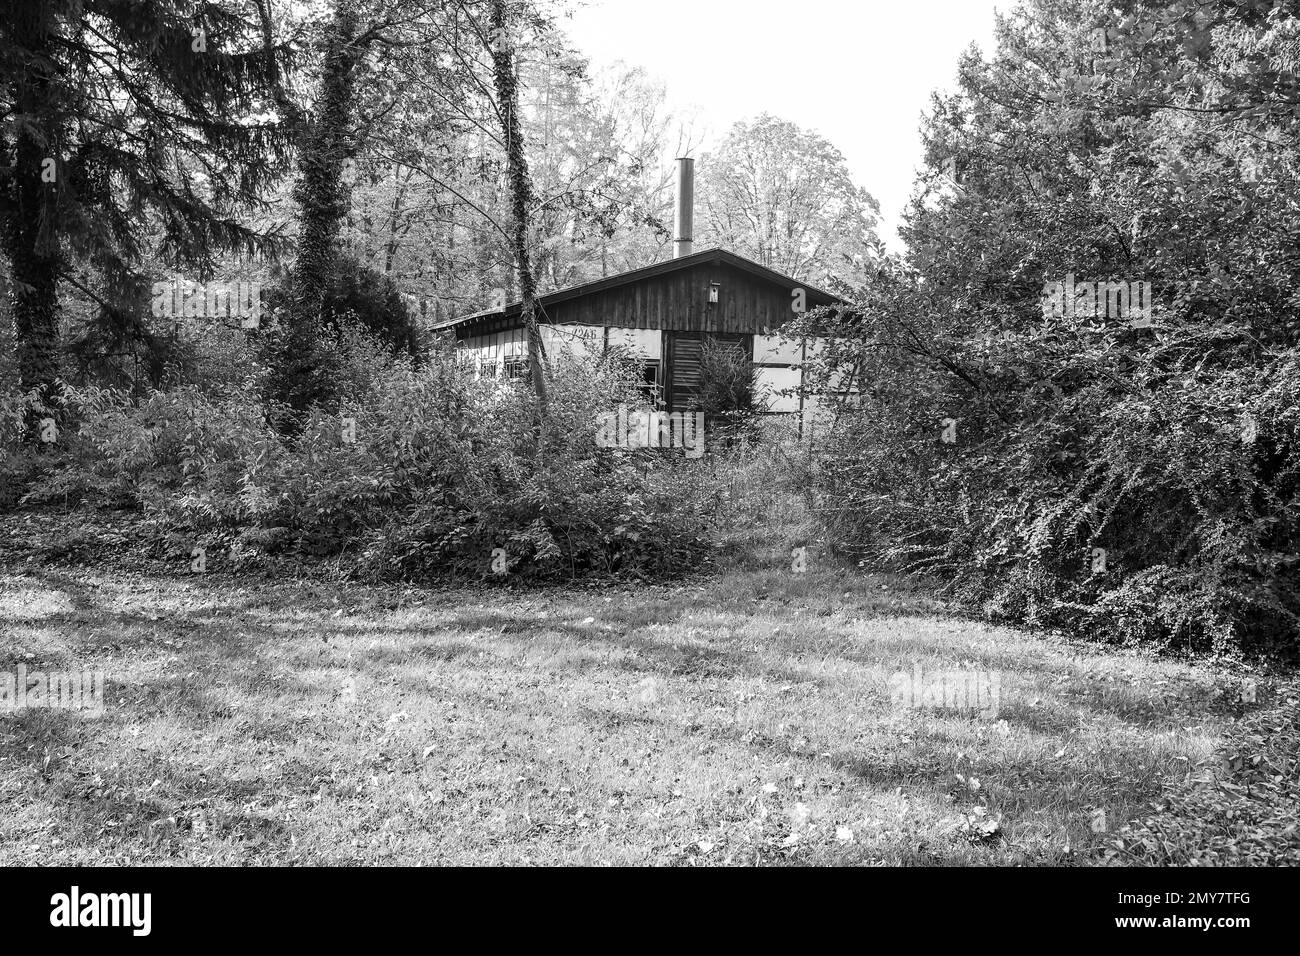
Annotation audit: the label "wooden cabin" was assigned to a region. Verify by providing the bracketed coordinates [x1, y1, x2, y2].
[434, 158, 846, 425]
[434, 246, 841, 418]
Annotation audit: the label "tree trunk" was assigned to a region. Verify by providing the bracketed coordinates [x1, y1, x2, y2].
[291, 2, 360, 317]
[383, 167, 411, 274]
[1, 13, 61, 437]
[267, 0, 360, 425]
[488, 0, 548, 411]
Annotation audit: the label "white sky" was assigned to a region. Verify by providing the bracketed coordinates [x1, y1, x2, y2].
[563, 0, 1007, 252]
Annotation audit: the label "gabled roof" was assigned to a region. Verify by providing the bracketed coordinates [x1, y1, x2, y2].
[432, 247, 844, 331]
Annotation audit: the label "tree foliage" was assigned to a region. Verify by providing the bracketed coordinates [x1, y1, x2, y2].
[801, 0, 1300, 654]
[0, 0, 297, 421]
[696, 114, 880, 284]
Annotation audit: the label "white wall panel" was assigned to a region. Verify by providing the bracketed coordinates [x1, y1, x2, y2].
[607, 327, 660, 359]
[756, 366, 802, 413]
[541, 324, 602, 358]
[753, 334, 803, 365]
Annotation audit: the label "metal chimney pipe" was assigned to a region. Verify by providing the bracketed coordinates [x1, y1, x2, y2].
[673, 157, 694, 258]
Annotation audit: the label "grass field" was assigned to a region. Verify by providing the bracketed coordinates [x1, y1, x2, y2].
[1, 542, 1269, 866]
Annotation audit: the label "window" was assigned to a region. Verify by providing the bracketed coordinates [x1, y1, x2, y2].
[640, 361, 662, 405]
[504, 356, 529, 380]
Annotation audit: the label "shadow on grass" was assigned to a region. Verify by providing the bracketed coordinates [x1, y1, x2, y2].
[0, 563, 1240, 865]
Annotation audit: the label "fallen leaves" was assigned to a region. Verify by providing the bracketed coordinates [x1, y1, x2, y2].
[957, 807, 1004, 843]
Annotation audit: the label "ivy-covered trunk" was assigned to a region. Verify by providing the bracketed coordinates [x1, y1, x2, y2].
[489, 0, 548, 412]
[291, 3, 359, 316]
[266, 0, 360, 423]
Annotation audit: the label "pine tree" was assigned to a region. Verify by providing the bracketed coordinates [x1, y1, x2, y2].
[0, 0, 296, 429]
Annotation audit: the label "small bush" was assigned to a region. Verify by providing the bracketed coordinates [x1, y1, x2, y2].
[697, 337, 767, 445]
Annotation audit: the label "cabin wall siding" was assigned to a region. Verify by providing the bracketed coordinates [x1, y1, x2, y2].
[506, 261, 807, 336]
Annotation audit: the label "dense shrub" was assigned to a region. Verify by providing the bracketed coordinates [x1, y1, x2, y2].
[807, 303, 1300, 655]
[264, 257, 419, 356]
[1, 347, 715, 581]
[795, 2, 1300, 658]
[0, 382, 61, 511]
[697, 337, 767, 445]
[257, 258, 420, 427]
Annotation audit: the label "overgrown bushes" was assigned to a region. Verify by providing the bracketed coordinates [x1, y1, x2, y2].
[806, 304, 1300, 656]
[790, 0, 1300, 658]
[0, 344, 715, 581]
[697, 337, 766, 444]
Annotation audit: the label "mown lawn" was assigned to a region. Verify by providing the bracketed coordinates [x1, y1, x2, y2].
[0, 541, 1269, 865]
